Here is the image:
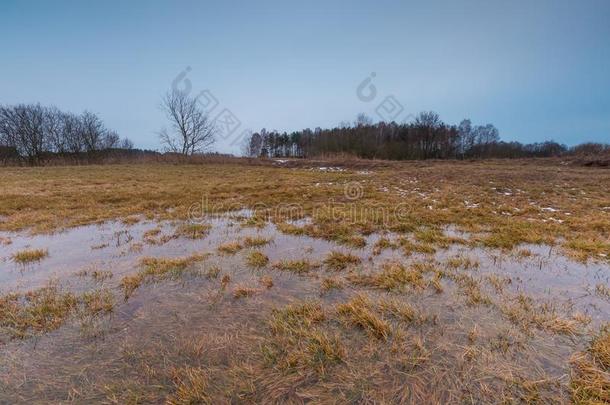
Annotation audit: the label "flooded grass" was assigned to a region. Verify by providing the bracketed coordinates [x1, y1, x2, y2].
[242, 236, 272, 248]
[348, 262, 428, 291]
[337, 294, 391, 340]
[0, 284, 77, 339]
[570, 324, 610, 403]
[323, 250, 361, 271]
[272, 259, 317, 274]
[245, 250, 269, 268]
[217, 241, 243, 254]
[0, 161, 608, 402]
[174, 223, 212, 239]
[12, 248, 48, 263]
[120, 253, 208, 298]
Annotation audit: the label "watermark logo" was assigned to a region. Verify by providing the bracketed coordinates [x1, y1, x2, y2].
[344, 182, 364, 201]
[356, 72, 377, 102]
[214, 108, 242, 140]
[196, 90, 219, 114]
[375, 95, 404, 122]
[169, 67, 254, 150]
[356, 72, 413, 124]
[171, 66, 193, 94]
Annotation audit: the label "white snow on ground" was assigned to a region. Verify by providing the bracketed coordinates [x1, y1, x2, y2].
[314, 167, 345, 172]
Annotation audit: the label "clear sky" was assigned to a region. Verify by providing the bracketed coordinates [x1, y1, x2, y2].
[1, 0, 609, 153]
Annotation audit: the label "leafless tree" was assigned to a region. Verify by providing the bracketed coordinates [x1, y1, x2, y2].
[0, 103, 131, 164]
[0, 104, 45, 164]
[62, 112, 85, 153]
[80, 111, 106, 152]
[119, 137, 134, 150]
[159, 90, 216, 155]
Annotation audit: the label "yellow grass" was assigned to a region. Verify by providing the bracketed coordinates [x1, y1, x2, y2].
[246, 251, 269, 268]
[0, 162, 607, 261]
[12, 248, 48, 263]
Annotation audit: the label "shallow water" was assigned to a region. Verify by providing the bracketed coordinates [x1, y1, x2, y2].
[0, 215, 608, 402]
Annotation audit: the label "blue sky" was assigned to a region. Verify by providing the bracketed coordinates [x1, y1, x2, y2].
[1, 0, 609, 153]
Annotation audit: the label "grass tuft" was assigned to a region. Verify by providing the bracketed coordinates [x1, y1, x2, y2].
[0, 285, 77, 339]
[246, 251, 269, 268]
[243, 236, 271, 248]
[120, 253, 208, 298]
[273, 259, 316, 274]
[324, 251, 361, 271]
[336, 294, 390, 340]
[12, 248, 48, 264]
[217, 241, 243, 254]
[174, 223, 212, 239]
[320, 277, 344, 294]
[167, 366, 211, 405]
[263, 301, 344, 373]
[349, 262, 428, 291]
[233, 286, 259, 299]
[570, 324, 610, 403]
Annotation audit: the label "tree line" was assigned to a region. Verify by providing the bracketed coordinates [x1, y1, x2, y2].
[0, 103, 133, 164]
[245, 112, 605, 160]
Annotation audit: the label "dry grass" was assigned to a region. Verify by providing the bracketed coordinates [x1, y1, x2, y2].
[446, 255, 480, 270]
[0, 284, 117, 340]
[12, 248, 48, 263]
[243, 236, 271, 248]
[0, 162, 607, 261]
[323, 251, 361, 271]
[399, 238, 437, 255]
[486, 274, 511, 293]
[245, 251, 269, 268]
[320, 277, 343, 293]
[372, 237, 398, 255]
[259, 275, 274, 288]
[349, 262, 428, 291]
[414, 227, 463, 247]
[0, 285, 77, 339]
[1, 160, 609, 401]
[167, 366, 211, 405]
[91, 269, 113, 282]
[120, 253, 208, 298]
[336, 294, 391, 340]
[205, 265, 221, 279]
[570, 325, 610, 403]
[174, 223, 212, 239]
[263, 301, 344, 373]
[596, 283, 610, 299]
[499, 293, 580, 335]
[217, 241, 243, 254]
[233, 286, 259, 299]
[272, 259, 316, 274]
[447, 272, 492, 306]
[378, 297, 418, 323]
[82, 289, 114, 315]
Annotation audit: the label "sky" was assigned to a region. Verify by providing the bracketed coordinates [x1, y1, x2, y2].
[1, 0, 609, 153]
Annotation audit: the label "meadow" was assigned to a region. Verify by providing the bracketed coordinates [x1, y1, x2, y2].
[0, 159, 608, 403]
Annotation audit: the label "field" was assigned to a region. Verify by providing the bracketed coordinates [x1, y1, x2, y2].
[0, 159, 609, 403]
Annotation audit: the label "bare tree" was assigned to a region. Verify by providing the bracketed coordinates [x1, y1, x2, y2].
[159, 90, 215, 155]
[0, 104, 46, 164]
[80, 111, 106, 152]
[119, 137, 134, 150]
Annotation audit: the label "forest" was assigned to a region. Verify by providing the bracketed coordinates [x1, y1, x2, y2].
[245, 112, 607, 160]
[0, 103, 133, 164]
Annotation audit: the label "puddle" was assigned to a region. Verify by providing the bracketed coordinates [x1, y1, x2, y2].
[0, 216, 608, 402]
